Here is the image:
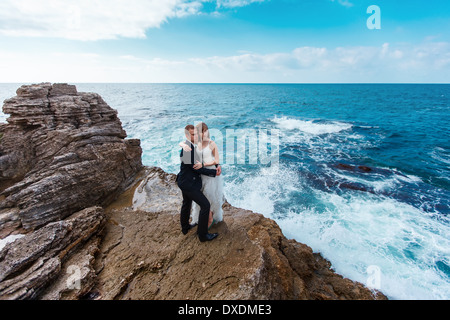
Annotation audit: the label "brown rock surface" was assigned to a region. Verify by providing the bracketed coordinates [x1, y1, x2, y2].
[89, 167, 387, 300]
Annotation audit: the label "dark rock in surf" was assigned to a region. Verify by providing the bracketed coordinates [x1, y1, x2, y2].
[336, 163, 373, 173]
[358, 165, 372, 172]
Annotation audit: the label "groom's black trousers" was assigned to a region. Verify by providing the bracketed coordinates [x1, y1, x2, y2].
[180, 188, 211, 238]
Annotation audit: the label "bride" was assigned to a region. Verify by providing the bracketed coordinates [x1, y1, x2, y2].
[179, 122, 224, 228]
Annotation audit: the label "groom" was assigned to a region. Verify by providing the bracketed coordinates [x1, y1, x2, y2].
[176, 124, 221, 242]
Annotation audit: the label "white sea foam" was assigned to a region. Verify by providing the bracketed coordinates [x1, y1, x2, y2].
[272, 116, 353, 135]
[431, 147, 450, 166]
[225, 159, 450, 300]
[224, 162, 301, 217]
[329, 165, 423, 194]
[274, 191, 450, 300]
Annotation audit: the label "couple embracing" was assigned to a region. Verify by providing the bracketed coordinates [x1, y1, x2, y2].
[176, 123, 224, 242]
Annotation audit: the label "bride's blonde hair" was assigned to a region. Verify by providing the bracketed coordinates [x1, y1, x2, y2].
[195, 122, 209, 140]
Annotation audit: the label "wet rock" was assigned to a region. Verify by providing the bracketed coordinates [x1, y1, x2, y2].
[336, 163, 374, 173]
[336, 163, 355, 171]
[358, 165, 372, 172]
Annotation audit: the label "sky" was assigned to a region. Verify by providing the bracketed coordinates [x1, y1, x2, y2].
[0, 0, 449, 83]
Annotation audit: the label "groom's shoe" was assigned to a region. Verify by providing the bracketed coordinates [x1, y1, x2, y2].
[182, 222, 198, 235]
[199, 233, 219, 242]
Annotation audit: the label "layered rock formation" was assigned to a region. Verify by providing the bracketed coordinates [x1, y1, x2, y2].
[0, 83, 142, 299]
[0, 83, 142, 233]
[0, 207, 105, 299]
[0, 83, 387, 300]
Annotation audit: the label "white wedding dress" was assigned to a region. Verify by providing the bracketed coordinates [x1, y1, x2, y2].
[191, 141, 224, 225]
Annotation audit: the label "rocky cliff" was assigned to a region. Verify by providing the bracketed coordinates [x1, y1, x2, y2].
[0, 83, 142, 299]
[0, 83, 387, 300]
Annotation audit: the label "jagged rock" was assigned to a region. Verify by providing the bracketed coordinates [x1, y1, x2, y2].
[0, 83, 142, 232]
[0, 207, 106, 299]
[89, 166, 387, 300]
[39, 234, 103, 300]
[0, 83, 141, 300]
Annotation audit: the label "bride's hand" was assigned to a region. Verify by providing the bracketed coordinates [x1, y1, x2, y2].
[193, 161, 203, 170]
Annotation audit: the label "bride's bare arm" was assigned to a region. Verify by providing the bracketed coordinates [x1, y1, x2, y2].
[212, 142, 222, 175]
[210, 141, 220, 166]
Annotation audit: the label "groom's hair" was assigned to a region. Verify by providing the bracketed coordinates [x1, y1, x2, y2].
[185, 124, 194, 132]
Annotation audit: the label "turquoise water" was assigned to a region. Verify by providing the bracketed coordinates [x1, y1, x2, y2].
[1, 83, 449, 299]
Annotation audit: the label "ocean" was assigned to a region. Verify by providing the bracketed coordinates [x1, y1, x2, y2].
[1, 83, 449, 299]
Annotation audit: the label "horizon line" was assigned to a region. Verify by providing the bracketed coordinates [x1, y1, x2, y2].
[1, 82, 449, 85]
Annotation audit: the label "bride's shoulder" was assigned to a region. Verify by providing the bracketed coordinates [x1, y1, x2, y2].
[209, 140, 217, 149]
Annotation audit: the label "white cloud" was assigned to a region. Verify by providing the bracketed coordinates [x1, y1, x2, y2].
[120, 54, 185, 68]
[216, 0, 265, 8]
[1, 42, 449, 83]
[0, 0, 268, 41]
[187, 42, 450, 82]
[0, 0, 269, 41]
[0, 0, 185, 40]
[330, 0, 354, 8]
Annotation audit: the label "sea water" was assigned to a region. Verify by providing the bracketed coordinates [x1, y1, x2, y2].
[1, 83, 449, 299]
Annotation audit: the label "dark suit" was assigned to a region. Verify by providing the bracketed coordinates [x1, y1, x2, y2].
[176, 140, 216, 239]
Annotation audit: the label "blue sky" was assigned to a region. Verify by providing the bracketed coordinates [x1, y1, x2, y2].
[0, 0, 449, 83]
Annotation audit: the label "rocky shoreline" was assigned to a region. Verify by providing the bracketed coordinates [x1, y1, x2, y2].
[0, 83, 387, 300]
